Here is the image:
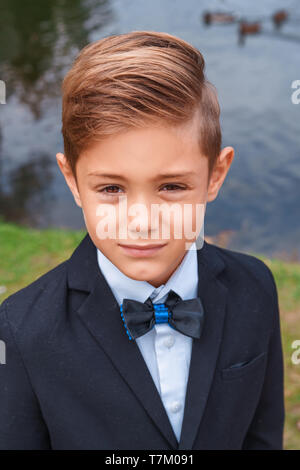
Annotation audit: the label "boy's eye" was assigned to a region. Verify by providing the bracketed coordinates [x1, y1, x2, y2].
[160, 184, 186, 192]
[99, 185, 123, 194]
[97, 184, 186, 195]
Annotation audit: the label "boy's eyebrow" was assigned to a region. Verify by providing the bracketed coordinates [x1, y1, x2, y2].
[152, 172, 196, 179]
[88, 171, 196, 179]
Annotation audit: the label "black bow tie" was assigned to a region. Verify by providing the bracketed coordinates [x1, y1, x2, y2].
[119, 289, 205, 341]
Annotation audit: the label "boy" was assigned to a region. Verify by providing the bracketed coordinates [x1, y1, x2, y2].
[0, 31, 285, 450]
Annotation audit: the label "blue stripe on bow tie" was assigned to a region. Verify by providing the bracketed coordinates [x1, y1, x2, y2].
[153, 303, 170, 323]
[120, 302, 170, 340]
[120, 304, 133, 340]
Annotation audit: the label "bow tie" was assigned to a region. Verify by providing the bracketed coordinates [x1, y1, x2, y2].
[119, 289, 205, 341]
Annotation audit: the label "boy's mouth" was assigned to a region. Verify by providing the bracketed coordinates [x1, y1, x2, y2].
[118, 242, 167, 257]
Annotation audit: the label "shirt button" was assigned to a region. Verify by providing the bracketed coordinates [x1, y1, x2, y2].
[170, 401, 182, 413]
[163, 335, 175, 349]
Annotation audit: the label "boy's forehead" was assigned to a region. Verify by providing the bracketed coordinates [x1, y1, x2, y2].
[74, 123, 209, 184]
[79, 125, 203, 167]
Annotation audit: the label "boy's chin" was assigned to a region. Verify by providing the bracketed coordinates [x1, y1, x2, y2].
[117, 263, 165, 283]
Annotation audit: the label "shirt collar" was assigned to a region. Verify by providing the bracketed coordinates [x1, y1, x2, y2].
[96, 243, 199, 306]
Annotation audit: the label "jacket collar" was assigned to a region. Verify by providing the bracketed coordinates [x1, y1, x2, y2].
[67, 232, 228, 450]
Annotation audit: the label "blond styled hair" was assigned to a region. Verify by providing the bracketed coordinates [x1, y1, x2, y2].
[61, 31, 222, 181]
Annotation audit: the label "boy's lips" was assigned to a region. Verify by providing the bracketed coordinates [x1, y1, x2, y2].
[118, 242, 167, 257]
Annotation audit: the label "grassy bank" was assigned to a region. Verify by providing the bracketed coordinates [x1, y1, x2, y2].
[0, 220, 299, 449]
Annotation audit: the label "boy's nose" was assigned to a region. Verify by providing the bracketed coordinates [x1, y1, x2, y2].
[126, 198, 160, 239]
[129, 205, 154, 236]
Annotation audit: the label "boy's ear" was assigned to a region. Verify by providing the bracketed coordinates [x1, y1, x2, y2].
[207, 146, 234, 202]
[56, 152, 82, 208]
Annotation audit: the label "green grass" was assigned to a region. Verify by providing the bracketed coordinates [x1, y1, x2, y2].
[0, 220, 299, 449]
[255, 255, 300, 450]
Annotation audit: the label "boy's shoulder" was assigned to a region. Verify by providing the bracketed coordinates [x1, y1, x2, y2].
[0, 259, 68, 333]
[0, 233, 93, 333]
[1, 258, 68, 302]
[202, 240, 277, 303]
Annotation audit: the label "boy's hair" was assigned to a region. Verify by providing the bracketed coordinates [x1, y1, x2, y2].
[61, 31, 222, 183]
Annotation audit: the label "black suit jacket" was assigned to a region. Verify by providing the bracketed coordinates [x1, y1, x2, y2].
[0, 233, 285, 450]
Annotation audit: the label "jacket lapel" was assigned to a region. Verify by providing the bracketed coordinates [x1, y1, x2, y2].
[178, 243, 228, 449]
[67, 233, 228, 450]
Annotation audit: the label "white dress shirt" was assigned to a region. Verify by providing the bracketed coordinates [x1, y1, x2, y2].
[96, 243, 199, 442]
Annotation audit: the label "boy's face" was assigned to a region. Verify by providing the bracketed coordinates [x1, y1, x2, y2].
[57, 124, 234, 287]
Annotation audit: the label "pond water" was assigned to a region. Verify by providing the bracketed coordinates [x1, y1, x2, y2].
[0, 0, 299, 259]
